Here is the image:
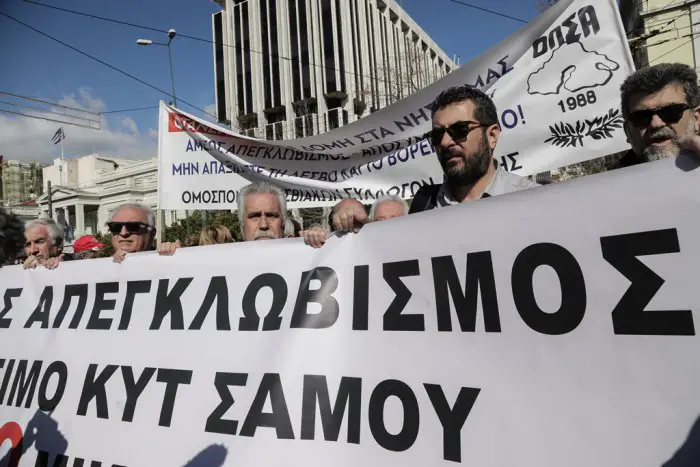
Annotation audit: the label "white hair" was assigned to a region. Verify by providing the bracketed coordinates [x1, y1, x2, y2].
[284, 219, 295, 237]
[237, 182, 288, 228]
[26, 218, 64, 246]
[369, 195, 409, 221]
[110, 203, 156, 227]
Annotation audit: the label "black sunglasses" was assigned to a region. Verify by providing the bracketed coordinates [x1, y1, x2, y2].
[424, 120, 490, 146]
[106, 221, 154, 236]
[628, 103, 692, 128]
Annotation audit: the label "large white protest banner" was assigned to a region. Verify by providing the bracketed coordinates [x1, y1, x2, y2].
[2, 156, 699, 466]
[158, 0, 635, 210]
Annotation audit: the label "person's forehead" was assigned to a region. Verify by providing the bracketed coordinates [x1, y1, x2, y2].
[112, 207, 147, 222]
[629, 84, 687, 110]
[433, 100, 477, 126]
[25, 225, 49, 240]
[245, 192, 281, 212]
[376, 200, 403, 212]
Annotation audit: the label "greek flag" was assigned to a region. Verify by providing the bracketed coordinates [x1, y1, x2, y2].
[51, 127, 65, 144]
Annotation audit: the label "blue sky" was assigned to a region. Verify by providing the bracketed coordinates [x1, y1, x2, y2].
[0, 0, 541, 164]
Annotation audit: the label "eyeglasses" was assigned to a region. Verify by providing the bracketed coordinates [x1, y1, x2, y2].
[106, 221, 153, 236]
[424, 120, 490, 146]
[628, 103, 692, 128]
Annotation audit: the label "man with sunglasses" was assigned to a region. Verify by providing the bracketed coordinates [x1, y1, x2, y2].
[107, 203, 173, 263]
[410, 85, 538, 213]
[619, 63, 700, 167]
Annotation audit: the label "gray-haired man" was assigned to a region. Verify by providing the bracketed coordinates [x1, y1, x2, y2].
[23, 218, 67, 270]
[302, 195, 408, 249]
[238, 182, 287, 241]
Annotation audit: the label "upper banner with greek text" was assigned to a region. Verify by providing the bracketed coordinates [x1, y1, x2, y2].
[158, 0, 634, 210]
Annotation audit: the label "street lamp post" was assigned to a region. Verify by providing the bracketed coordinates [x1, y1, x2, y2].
[136, 29, 209, 233]
[137, 29, 178, 106]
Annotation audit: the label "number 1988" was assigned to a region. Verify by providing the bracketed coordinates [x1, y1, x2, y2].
[558, 91, 597, 113]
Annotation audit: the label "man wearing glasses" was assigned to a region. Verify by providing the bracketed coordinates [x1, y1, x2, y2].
[107, 203, 175, 263]
[410, 85, 539, 213]
[619, 63, 700, 167]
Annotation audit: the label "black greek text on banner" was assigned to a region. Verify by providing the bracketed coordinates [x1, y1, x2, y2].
[1, 155, 699, 466]
[157, 0, 636, 210]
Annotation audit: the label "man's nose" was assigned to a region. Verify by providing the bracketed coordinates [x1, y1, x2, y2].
[118, 225, 130, 237]
[439, 131, 454, 147]
[28, 243, 39, 255]
[259, 215, 269, 229]
[649, 113, 666, 128]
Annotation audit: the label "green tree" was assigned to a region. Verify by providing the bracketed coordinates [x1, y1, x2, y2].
[163, 210, 243, 244]
[94, 232, 115, 257]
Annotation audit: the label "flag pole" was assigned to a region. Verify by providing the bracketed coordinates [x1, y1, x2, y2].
[60, 136, 65, 186]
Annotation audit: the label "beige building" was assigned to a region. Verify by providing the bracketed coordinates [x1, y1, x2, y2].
[36, 154, 185, 242]
[0, 157, 43, 205]
[621, 0, 700, 69]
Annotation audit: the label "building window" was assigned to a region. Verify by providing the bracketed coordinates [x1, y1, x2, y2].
[234, 4, 245, 113]
[261, 0, 272, 109]
[289, 0, 301, 101]
[242, 2, 253, 113]
[322, 0, 336, 92]
[213, 12, 227, 123]
[299, 0, 311, 98]
[269, 0, 281, 107]
[354, 0, 364, 95]
[334, 0, 346, 92]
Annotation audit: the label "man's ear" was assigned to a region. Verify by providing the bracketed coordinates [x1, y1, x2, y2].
[487, 123, 501, 150]
[693, 107, 700, 133]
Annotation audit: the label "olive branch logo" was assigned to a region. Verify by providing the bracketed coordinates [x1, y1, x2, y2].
[545, 108, 624, 147]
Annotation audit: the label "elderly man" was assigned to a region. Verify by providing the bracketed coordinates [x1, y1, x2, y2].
[618, 62, 700, 167]
[22, 218, 68, 270]
[238, 182, 287, 241]
[369, 195, 408, 221]
[0, 208, 25, 267]
[108, 203, 168, 263]
[303, 196, 407, 249]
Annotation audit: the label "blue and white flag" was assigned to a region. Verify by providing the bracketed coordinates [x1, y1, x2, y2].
[51, 127, 65, 144]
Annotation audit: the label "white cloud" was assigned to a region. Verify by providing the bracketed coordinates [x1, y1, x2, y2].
[0, 89, 157, 164]
[121, 117, 140, 136]
[57, 87, 108, 115]
[148, 128, 158, 138]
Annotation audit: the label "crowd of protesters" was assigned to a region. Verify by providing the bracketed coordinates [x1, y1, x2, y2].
[1, 62, 700, 268]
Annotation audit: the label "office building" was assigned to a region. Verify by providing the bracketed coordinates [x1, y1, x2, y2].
[212, 0, 456, 139]
[620, 0, 700, 69]
[0, 156, 44, 205]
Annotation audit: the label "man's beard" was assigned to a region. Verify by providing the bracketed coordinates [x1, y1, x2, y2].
[641, 117, 696, 162]
[439, 132, 492, 187]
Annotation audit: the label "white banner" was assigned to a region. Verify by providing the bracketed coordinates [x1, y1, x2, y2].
[2, 155, 699, 466]
[158, 0, 635, 210]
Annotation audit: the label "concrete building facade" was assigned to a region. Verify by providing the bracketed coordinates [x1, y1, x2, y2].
[0, 157, 43, 205]
[621, 0, 700, 70]
[35, 154, 184, 242]
[212, 0, 455, 139]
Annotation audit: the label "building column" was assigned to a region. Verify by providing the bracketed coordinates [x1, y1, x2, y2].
[62, 207, 70, 241]
[75, 203, 85, 237]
